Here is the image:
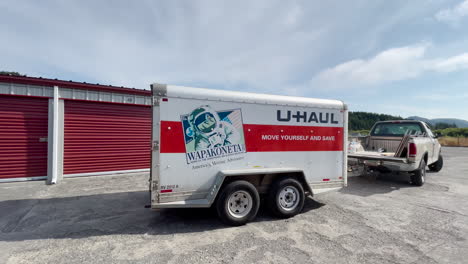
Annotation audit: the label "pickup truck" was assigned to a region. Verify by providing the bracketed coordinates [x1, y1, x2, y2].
[348, 120, 443, 186]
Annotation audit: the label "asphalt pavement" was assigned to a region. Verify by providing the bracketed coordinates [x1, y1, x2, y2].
[1, 147, 467, 264]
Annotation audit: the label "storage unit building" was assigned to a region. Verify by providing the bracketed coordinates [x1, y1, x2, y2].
[0, 75, 152, 183]
[0, 96, 49, 180]
[64, 100, 151, 176]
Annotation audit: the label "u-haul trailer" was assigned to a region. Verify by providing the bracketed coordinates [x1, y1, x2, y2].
[150, 84, 348, 225]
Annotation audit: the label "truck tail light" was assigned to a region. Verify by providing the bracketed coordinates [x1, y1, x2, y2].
[409, 143, 417, 157]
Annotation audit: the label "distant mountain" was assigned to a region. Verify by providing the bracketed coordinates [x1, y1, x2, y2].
[348, 112, 468, 131]
[407, 116, 468, 128]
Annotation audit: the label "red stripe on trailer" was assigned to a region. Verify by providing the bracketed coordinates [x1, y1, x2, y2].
[159, 121, 343, 153]
[244, 124, 343, 152]
[0, 95, 49, 179]
[160, 189, 173, 193]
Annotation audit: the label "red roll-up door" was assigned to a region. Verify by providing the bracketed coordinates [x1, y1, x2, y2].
[0, 95, 49, 179]
[64, 100, 151, 175]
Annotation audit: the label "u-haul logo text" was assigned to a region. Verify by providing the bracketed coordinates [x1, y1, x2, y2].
[277, 110, 339, 124]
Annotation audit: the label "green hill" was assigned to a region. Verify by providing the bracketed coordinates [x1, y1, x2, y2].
[349, 112, 402, 131]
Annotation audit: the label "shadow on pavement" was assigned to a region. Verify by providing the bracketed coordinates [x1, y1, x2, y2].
[340, 172, 416, 197]
[0, 191, 324, 242]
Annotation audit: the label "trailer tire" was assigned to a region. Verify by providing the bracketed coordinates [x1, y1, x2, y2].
[429, 154, 443, 172]
[267, 178, 305, 218]
[411, 160, 426, 186]
[216, 180, 260, 226]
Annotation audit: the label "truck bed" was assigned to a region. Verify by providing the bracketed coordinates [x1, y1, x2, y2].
[365, 136, 404, 152]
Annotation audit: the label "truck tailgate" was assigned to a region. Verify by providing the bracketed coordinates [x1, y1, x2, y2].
[348, 152, 407, 163]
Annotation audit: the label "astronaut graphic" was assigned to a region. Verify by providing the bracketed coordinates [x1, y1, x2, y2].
[181, 106, 246, 164]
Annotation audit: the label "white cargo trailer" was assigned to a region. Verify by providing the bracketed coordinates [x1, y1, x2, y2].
[150, 83, 348, 225]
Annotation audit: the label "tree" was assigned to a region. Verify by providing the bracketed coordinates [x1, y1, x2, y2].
[349, 111, 403, 131]
[433, 122, 457, 130]
[0, 71, 26, 76]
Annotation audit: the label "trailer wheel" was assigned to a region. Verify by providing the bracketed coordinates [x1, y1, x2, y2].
[429, 154, 443, 172]
[216, 180, 260, 226]
[411, 160, 426, 186]
[268, 178, 305, 218]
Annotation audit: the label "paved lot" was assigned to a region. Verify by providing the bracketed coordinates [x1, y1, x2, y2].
[1, 147, 467, 264]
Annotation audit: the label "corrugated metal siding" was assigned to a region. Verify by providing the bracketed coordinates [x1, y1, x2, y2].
[64, 100, 151, 175]
[0, 95, 48, 179]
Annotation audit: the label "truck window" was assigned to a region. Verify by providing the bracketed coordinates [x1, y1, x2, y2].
[371, 123, 423, 137]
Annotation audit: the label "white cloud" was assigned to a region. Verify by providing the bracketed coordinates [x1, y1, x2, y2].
[414, 92, 468, 102]
[310, 43, 468, 90]
[311, 44, 429, 89]
[0, 0, 466, 116]
[0, 0, 437, 93]
[435, 0, 468, 24]
[283, 4, 302, 26]
[432, 53, 468, 72]
[0, 0, 325, 91]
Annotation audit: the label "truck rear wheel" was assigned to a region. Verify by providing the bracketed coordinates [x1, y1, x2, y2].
[429, 154, 443, 172]
[411, 160, 426, 186]
[216, 180, 260, 226]
[267, 178, 305, 218]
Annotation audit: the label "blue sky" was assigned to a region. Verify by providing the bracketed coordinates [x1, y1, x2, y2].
[1, 0, 467, 119]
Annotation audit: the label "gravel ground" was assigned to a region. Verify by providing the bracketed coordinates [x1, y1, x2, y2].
[1, 147, 467, 264]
